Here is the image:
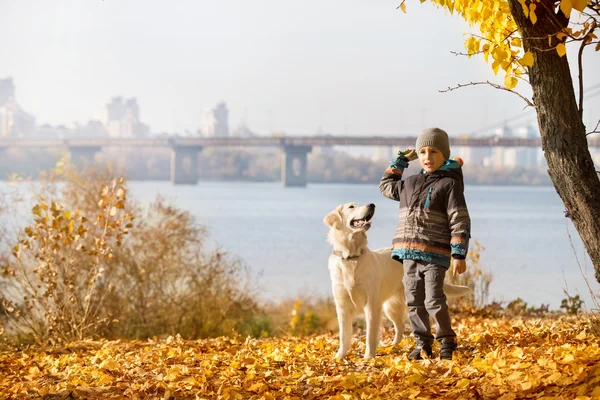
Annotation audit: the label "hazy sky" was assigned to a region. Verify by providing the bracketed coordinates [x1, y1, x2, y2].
[1, 0, 599, 136]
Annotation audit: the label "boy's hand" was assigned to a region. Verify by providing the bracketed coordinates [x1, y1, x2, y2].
[452, 259, 467, 277]
[401, 149, 418, 162]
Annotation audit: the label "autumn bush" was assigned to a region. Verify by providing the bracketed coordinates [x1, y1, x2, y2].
[0, 159, 262, 343]
[248, 296, 339, 338]
[446, 240, 493, 311]
[0, 190, 10, 333]
[0, 177, 130, 342]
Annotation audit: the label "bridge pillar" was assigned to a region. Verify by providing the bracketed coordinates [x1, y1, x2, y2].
[69, 146, 102, 172]
[281, 145, 312, 187]
[170, 146, 203, 185]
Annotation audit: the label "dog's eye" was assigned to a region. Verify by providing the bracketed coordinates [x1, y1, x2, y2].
[348, 205, 355, 209]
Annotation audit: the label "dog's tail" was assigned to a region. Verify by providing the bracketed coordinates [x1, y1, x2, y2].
[443, 283, 472, 298]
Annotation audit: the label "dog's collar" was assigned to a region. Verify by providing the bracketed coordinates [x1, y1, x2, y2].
[332, 250, 362, 259]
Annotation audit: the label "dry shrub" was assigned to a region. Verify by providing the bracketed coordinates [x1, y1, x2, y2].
[0, 158, 261, 343]
[258, 296, 338, 337]
[564, 222, 600, 336]
[0, 190, 10, 336]
[1, 177, 130, 342]
[102, 197, 260, 339]
[446, 240, 493, 311]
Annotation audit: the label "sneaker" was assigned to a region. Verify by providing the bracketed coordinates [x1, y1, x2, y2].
[440, 341, 457, 360]
[407, 344, 433, 360]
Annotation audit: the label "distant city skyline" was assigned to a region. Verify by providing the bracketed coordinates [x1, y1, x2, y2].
[1, 0, 599, 137]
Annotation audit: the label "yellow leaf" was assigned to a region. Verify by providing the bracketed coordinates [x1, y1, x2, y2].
[529, 4, 537, 24]
[68, 220, 74, 234]
[504, 75, 518, 89]
[400, 2, 407, 13]
[32, 205, 41, 216]
[248, 382, 268, 393]
[560, 0, 573, 17]
[571, 0, 588, 12]
[562, 353, 575, 362]
[511, 347, 524, 358]
[520, 51, 534, 67]
[521, 381, 532, 390]
[575, 330, 587, 340]
[492, 60, 502, 74]
[456, 378, 470, 388]
[100, 359, 120, 371]
[546, 372, 562, 383]
[97, 372, 113, 385]
[590, 386, 600, 397]
[556, 43, 567, 56]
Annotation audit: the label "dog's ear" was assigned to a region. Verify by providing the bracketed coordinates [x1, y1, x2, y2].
[323, 206, 343, 229]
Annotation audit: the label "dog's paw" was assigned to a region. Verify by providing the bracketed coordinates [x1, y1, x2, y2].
[335, 350, 347, 360]
[363, 352, 376, 359]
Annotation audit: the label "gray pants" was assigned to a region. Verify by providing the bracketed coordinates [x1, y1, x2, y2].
[403, 259, 456, 346]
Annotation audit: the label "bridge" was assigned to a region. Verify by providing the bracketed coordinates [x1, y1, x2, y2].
[0, 136, 598, 186]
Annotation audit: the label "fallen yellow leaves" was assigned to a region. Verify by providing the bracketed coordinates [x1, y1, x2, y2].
[1, 314, 600, 399]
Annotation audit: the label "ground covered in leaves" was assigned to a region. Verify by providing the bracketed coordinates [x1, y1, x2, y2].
[1, 314, 600, 400]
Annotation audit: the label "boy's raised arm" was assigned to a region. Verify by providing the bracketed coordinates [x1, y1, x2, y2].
[447, 181, 471, 259]
[379, 155, 408, 201]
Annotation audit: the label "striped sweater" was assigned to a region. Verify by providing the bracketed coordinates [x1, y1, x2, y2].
[379, 157, 471, 268]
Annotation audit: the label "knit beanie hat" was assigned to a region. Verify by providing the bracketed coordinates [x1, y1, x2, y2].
[416, 127, 450, 160]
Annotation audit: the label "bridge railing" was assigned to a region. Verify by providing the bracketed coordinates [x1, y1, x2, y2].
[3, 135, 596, 148]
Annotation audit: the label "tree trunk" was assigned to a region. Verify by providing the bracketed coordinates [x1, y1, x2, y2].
[507, 0, 600, 283]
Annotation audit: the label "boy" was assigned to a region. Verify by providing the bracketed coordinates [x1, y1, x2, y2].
[379, 127, 470, 361]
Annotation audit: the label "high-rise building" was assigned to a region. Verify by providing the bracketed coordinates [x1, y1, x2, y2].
[0, 77, 35, 137]
[200, 102, 229, 137]
[452, 145, 491, 166]
[516, 124, 541, 168]
[372, 146, 394, 162]
[491, 125, 515, 168]
[0, 78, 15, 105]
[105, 96, 149, 138]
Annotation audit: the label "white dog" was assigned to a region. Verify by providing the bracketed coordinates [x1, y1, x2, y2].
[323, 202, 471, 359]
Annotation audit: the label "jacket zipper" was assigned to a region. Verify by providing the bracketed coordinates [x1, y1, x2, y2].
[424, 186, 433, 209]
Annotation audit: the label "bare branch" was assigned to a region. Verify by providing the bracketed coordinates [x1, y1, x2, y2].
[578, 35, 586, 117]
[586, 119, 600, 136]
[450, 50, 483, 57]
[578, 20, 597, 117]
[440, 81, 535, 108]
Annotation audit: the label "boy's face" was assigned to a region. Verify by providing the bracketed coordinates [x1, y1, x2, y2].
[418, 146, 446, 173]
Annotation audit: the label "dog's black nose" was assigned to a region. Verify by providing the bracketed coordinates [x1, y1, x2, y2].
[368, 203, 375, 209]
